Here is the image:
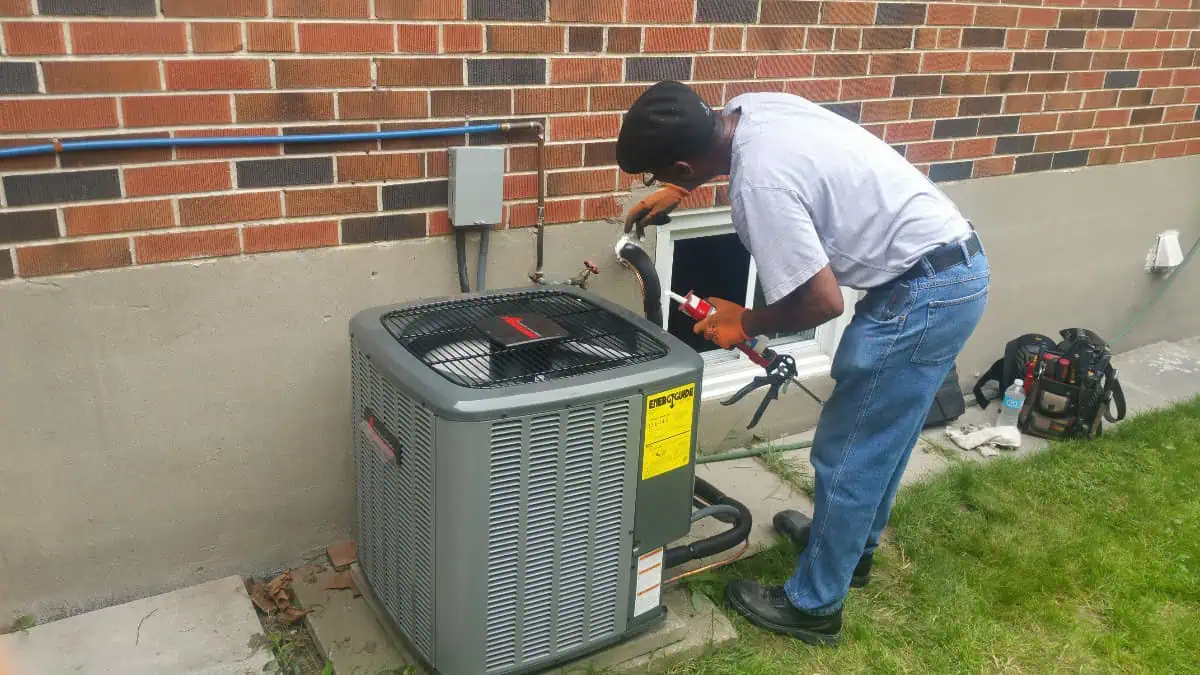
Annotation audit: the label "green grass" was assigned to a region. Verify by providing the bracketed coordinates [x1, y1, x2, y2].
[660, 397, 1200, 674]
[758, 448, 816, 500]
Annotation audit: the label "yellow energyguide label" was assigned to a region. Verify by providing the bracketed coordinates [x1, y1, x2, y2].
[641, 382, 696, 480]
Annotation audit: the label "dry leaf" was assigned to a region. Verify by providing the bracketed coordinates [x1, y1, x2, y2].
[247, 581, 274, 615]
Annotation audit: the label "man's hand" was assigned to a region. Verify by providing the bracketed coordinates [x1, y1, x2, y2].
[693, 297, 751, 349]
[624, 184, 689, 238]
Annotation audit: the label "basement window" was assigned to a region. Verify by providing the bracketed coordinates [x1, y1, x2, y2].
[653, 207, 856, 402]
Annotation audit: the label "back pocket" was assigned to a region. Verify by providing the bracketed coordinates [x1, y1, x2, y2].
[911, 285, 989, 366]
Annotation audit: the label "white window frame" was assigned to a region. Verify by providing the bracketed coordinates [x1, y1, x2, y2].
[653, 207, 857, 402]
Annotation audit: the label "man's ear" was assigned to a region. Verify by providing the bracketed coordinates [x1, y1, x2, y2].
[672, 160, 696, 182]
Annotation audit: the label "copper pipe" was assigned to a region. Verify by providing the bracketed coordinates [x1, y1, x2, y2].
[501, 121, 547, 284]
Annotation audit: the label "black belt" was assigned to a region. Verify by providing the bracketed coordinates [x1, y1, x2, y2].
[895, 231, 983, 283]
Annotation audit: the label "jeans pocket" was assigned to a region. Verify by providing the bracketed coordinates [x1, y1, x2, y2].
[862, 281, 910, 323]
[911, 284, 989, 366]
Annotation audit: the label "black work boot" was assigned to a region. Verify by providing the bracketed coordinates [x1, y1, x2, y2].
[725, 579, 841, 646]
[773, 510, 873, 588]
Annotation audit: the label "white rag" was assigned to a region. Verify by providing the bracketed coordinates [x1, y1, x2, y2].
[946, 424, 1022, 457]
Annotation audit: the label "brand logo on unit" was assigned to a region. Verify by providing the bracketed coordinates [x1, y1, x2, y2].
[500, 315, 541, 339]
[648, 387, 694, 410]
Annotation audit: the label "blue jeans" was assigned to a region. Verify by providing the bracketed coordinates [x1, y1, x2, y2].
[784, 240, 990, 615]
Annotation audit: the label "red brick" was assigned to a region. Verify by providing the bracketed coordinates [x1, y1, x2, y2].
[884, 121, 935, 143]
[756, 55, 814, 78]
[547, 168, 615, 196]
[693, 56, 756, 80]
[590, 85, 646, 111]
[337, 153, 423, 182]
[550, 0, 622, 22]
[1045, 92, 1084, 110]
[248, 22, 295, 52]
[905, 141, 953, 162]
[1140, 70, 1175, 87]
[176, 126, 281, 159]
[1058, 110, 1097, 129]
[842, 77, 894, 100]
[1034, 132, 1072, 152]
[1164, 104, 1196, 122]
[834, 27, 862, 50]
[922, 52, 969, 72]
[627, 0, 694, 23]
[679, 185, 715, 209]
[806, 27, 834, 49]
[0, 138, 57, 172]
[927, 3, 974, 25]
[976, 5, 1019, 26]
[953, 138, 996, 159]
[871, 53, 922, 75]
[3, 21, 65, 55]
[814, 54, 869, 77]
[299, 23, 393, 53]
[65, 200, 175, 237]
[912, 97, 960, 118]
[747, 26, 806, 50]
[510, 144, 583, 172]
[1128, 51, 1165, 69]
[1071, 129, 1108, 148]
[377, 58, 463, 87]
[18, 239, 131, 277]
[786, 79, 841, 102]
[861, 99, 912, 122]
[1154, 140, 1188, 158]
[339, 91, 427, 121]
[508, 199, 582, 228]
[444, 24, 483, 53]
[714, 27, 744, 51]
[396, 24, 439, 53]
[0, 98, 118, 133]
[191, 22, 244, 53]
[123, 95, 232, 128]
[914, 27, 938, 48]
[0, 0, 31, 16]
[1123, 143, 1154, 162]
[125, 163, 231, 198]
[1020, 113, 1060, 133]
[970, 52, 1015, 72]
[487, 25, 563, 53]
[285, 186, 376, 217]
[1096, 109, 1132, 127]
[1065, 71, 1103, 90]
[726, 81, 787, 100]
[376, 0, 461, 19]
[43, 61, 161, 94]
[644, 27, 710, 53]
[244, 221, 338, 253]
[427, 211, 453, 236]
[1122, 29, 1157, 48]
[584, 196, 621, 221]
[503, 173, 538, 200]
[1088, 146, 1124, 165]
[166, 59, 270, 91]
[1175, 69, 1200, 86]
[236, 93, 335, 123]
[551, 114, 620, 141]
[275, 0, 369, 17]
[163, 0, 266, 16]
[547, 58, 619, 84]
[276, 58, 373, 88]
[71, 22, 188, 55]
[1017, 7, 1059, 27]
[1005, 28, 1027, 49]
[180, 192, 281, 226]
[973, 156, 1015, 177]
[822, 1, 875, 24]
[1142, 124, 1174, 143]
[431, 90, 512, 117]
[515, 87, 588, 114]
[136, 229, 240, 264]
[1151, 88, 1184, 105]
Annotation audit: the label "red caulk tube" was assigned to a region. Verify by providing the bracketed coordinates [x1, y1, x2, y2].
[669, 291, 773, 368]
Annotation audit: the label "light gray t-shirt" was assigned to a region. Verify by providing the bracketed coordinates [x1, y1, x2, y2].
[725, 92, 972, 303]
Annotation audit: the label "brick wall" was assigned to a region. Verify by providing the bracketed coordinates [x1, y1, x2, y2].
[0, 0, 1197, 281]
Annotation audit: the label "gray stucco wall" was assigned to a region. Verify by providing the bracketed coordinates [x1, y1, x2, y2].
[1, 155, 1197, 622]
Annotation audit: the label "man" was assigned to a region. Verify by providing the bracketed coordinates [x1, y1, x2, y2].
[616, 81, 990, 645]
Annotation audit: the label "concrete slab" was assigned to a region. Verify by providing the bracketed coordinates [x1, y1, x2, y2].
[692, 456, 813, 555]
[292, 565, 411, 675]
[1113, 338, 1200, 415]
[0, 575, 271, 675]
[607, 587, 737, 673]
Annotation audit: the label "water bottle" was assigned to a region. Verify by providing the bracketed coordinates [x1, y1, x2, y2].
[996, 379, 1025, 428]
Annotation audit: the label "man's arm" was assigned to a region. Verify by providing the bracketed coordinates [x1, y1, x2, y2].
[742, 265, 844, 337]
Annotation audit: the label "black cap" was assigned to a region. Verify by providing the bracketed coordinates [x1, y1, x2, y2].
[616, 80, 718, 175]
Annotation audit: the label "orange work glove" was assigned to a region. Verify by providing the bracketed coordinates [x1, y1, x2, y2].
[624, 183, 690, 238]
[693, 297, 751, 350]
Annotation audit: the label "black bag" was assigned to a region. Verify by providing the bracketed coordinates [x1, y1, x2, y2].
[973, 332, 1059, 409]
[1017, 328, 1127, 439]
[924, 363, 967, 428]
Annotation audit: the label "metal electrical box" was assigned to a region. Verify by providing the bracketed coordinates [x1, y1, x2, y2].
[448, 146, 505, 228]
[349, 286, 704, 675]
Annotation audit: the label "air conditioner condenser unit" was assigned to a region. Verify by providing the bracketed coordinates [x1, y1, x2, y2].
[349, 285, 705, 675]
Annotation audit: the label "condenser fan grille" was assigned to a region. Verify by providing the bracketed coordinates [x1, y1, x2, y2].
[380, 289, 668, 389]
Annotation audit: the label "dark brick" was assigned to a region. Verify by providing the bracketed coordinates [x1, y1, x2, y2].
[1052, 52, 1092, 71]
[237, 157, 333, 188]
[0, 250, 12, 280]
[760, 0, 819, 23]
[1014, 153, 1052, 173]
[1051, 150, 1089, 169]
[1046, 30, 1085, 49]
[1130, 107, 1164, 125]
[4, 169, 121, 207]
[0, 62, 38, 94]
[38, 0, 156, 15]
[0, 210, 59, 245]
[468, 58, 545, 86]
[584, 141, 617, 166]
[893, 75, 942, 96]
[934, 117, 980, 139]
[861, 27, 914, 49]
[891, 144, 907, 157]
[468, 0, 544, 20]
[1118, 89, 1153, 107]
[607, 27, 641, 53]
[1097, 9, 1134, 28]
[698, 0, 759, 23]
[1104, 71, 1140, 89]
[382, 180, 449, 210]
[1057, 9, 1098, 29]
[876, 2, 925, 25]
[959, 96, 1002, 116]
[979, 115, 1020, 135]
[962, 28, 1006, 48]
[467, 116, 544, 147]
[1013, 52, 1053, 71]
[569, 27, 603, 52]
[342, 213, 426, 244]
[626, 57, 692, 82]
[996, 135, 1036, 154]
[929, 161, 973, 182]
[60, 132, 171, 169]
[822, 102, 862, 123]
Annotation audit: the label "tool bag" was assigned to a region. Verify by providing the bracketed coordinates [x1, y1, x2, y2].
[923, 363, 967, 428]
[976, 329, 1127, 440]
